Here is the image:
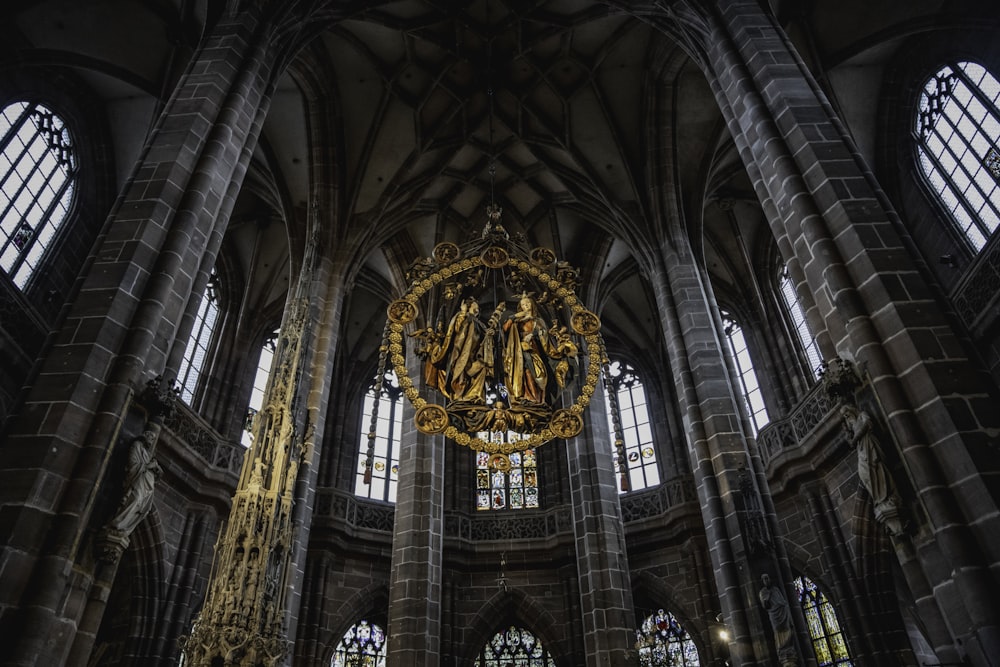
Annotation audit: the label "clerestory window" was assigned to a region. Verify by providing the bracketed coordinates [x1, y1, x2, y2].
[604, 360, 660, 493]
[778, 267, 822, 380]
[1, 101, 77, 289]
[915, 61, 1000, 251]
[721, 313, 770, 435]
[178, 272, 220, 403]
[355, 370, 402, 503]
[241, 328, 279, 447]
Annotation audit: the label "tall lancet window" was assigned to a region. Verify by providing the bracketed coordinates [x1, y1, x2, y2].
[915, 61, 1000, 251]
[355, 370, 402, 503]
[241, 328, 279, 447]
[604, 360, 660, 493]
[178, 272, 220, 403]
[1, 101, 78, 289]
[330, 619, 387, 667]
[778, 266, 822, 380]
[794, 575, 853, 666]
[721, 313, 770, 435]
[634, 608, 701, 666]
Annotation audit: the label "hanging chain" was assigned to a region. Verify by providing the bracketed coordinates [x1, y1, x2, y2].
[364, 321, 393, 484]
[600, 342, 629, 492]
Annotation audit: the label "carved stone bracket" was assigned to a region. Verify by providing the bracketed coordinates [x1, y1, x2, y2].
[819, 356, 860, 405]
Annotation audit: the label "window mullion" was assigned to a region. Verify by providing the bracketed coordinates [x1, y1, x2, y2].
[8, 161, 71, 279]
[934, 106, 996, 227]
[919, 141, 981, 237]
[926, 121, 990, 240]
[0, 132, 51, 224]
[950, 61, 1000, 121]
[0, 103, 36, 157]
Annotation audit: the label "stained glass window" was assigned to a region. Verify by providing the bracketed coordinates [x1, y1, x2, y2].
[178, 272, 220, 403]
[476, 438, 539, 511]
[355, 370, 402, 503]
[330, 620, 387, 667]
[241, 328, 279, 447]
[794, 575, 853, 667]
[915, 61, 1000, 251]
[474, 626, 556, 667]
[604, 360, 660, 494]
[778, 267, 822, 380]
[635, 609, 700, 666]
[1, 101, 78, 289]
[722, 313, 770, 435]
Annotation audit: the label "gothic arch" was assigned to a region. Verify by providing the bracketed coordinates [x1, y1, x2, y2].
[459, 588, 570, 666]
[319, 582, 390, 665]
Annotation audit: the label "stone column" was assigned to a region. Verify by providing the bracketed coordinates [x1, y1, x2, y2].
[564, 390, 636, 664]
[649, 237, 810, 666]
[0, 9, 284, 665]
[701, 1, 1000, 662]
[386, 352, 445, 663]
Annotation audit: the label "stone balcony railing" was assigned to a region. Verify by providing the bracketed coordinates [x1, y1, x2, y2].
[756, 380, 840, 468]
[952, 230, 1000, 336]
[163, 402, 247, 477]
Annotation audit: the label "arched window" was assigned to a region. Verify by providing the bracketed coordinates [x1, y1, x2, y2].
[241, 328, 279, 447]
[794, 575, 853, 667]
[721, 313, 770, 435]
[635, 609, 700, 666]
[474, 625, 556, 667]
[330, 619, 387, 667]
[1, 101, 78, 289]
[915, 61, 1000, 251]
[178, 272, 220, 403]
[605, 360, 660, 493]
[475, 443, 539, 511]
[778, 267, 822, 380]
[355, 370, 402, 503]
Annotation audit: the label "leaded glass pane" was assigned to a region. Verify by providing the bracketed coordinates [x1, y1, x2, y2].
[793, 575, 853, 666]
[475, 431, 539, 512]
[330, 620, 387, 667]
[1, 102, 77, 289]
[355, 371, 403, 503]
[915, 61, 1000, 250]
[778, 268, 822, 379]
[604, 360, 661, 494]
[635, 609, 701, 666]
[474, 625, 556, 667]
[178, 273, 220, 403]
[721, 314, 770, 435]
[241, 328, 279, 447]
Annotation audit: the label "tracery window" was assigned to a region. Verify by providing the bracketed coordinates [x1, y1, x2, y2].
[330, 619, 387, 667]
[604, 360, 660, 493]
[634, 609, 700, 666]
[721, 313, 770, 435]
[794, 575, 853, 667]
[1, 101, 78, 289]
[778, 267, 822, 380]
[355, 370, 402, 503]
[178, 272, 220, 403]
[475, 443, 539, 511]
[474, 626, 556, 667]
[915, 61, 1000, 251]
[241, 328, 279, 447]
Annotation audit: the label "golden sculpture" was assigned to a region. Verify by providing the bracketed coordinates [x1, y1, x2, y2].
[390, 206, 604, 453]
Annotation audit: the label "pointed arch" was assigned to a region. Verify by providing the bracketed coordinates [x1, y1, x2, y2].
[320, 582, 390, 665]
[459, 588, 570, 666]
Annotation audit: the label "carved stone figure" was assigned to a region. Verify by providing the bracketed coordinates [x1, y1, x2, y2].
[759, 573, 798, 666]
[840, 403, 905, 536]
[106, 429, 162, 537]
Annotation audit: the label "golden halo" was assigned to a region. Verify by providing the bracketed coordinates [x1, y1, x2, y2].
[570, 309, 601, 335]
[480, 246, 509, 268]
[415, 404, 449, 434]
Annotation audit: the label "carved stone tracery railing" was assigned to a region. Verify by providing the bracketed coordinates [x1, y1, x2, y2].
[757, 381, 838, 467]
[952, 232, 1000, 334]
[619, 477, 698, 523]
[163, 402, 246, 475]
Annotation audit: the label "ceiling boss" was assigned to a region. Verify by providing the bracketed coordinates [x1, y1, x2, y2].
[384, 204, 603, 456]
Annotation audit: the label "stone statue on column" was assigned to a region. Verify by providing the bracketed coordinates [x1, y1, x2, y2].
[840, 403, 905, 536]
[758, 573, 798, 667]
